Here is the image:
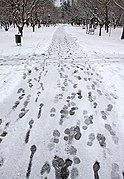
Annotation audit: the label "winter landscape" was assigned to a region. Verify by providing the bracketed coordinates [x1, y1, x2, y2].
[0, 0, 124, 179]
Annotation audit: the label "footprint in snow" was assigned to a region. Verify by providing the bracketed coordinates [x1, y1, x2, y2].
[93, 81, 98, 86]
[87, 133, 95, 146]
[73, 70, 78, 74]
[17, 88, 25, 94]
[37, 103, 44, 119]
[59, 105, 69, 125]
[23, 73, 27, 79]
[88, 92, 94, 102]
[26, 145, 37, 178]
[80, 67, 84, 71]
[64, 126, 81, 143]
[34, 67, 39, 71]
[53, 130, 60, 144]
[107, 104, 113, 112]
[93, 102, 98, 108]
[35, 91, 41, 103]
[48, 130, 60, 150]
[91, 84, 95, 90]
[96, 73, 103, 80]
[84, 78, 87, 81]
[101, 111, 107, 120]
[12, 101, 20, 110]
[18, 109, 29, 119]
[28, 69, 32, 75]
[52, 156, 72, 179]
[25, 119, 34, 144]
[71, 92, 76, 100]
[40, 161, 51, 176]
[110, 93, 118, 99]
[27, 79, 33, 88]
[20, 95, 31, 112]
[105, 124, 116, 136]
[82, 125, 88, 130]
[76, 76, 81, 80]
[1, 131, 8, 137]
[97, 133, 106, 148]
[84, 115, 93, 126]
[54, 94, 63, 103]
[69, 107, 78, 116]
[73, 157, 81, 165]
[97, 89, 102, 96]
[88, 77, 92, 81]
[63, 80, 68, 87]
[0, 118, 2, 125]
[41, 83, 44, 90]
[57, 82, 61, 88]
[77, 90, 82, 99]
[70, 101, 76, 107]
[18, 93, 25, 100]
[0, 157, 4, 167]
[50, 107, 56, 117]
[53, 130, 60, 138]
[73, 84, 77, 89]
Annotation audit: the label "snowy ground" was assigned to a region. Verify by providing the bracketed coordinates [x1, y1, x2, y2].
[0, 25, 124, 179]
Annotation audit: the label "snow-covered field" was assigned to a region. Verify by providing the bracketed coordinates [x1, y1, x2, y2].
[0, 24, 124, 179]
[0, 26, 58, 56]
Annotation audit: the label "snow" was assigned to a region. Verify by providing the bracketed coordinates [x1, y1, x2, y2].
[65, 25, 124, 54]
[0, 25, 59, 102]
[65, 25, 124, 130]
[0, 26, 58, 57]
[0, 24, 124, 179]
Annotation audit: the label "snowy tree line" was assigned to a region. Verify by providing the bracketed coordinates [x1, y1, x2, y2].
[61, 0, 124, 39]
[0, 0, 124, 39]
[0, 0, 59, 35]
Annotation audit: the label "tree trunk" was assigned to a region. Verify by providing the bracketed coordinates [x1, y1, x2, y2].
[105, 24, 109, 32]
[121, 26, 124, 39]
[18, 26, 24, 36]
[33, 25, 35, 32]
[105, 6, 109, 33]
[99, 25, 102, 36]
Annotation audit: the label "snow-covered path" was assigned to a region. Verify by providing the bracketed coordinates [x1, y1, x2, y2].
[0, 26, 124, 179]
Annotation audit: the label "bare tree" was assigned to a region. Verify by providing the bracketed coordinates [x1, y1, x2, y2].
[111, 0, 124, 39]
[72, 0, 124, 38]
[0, 0, 58, 34]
